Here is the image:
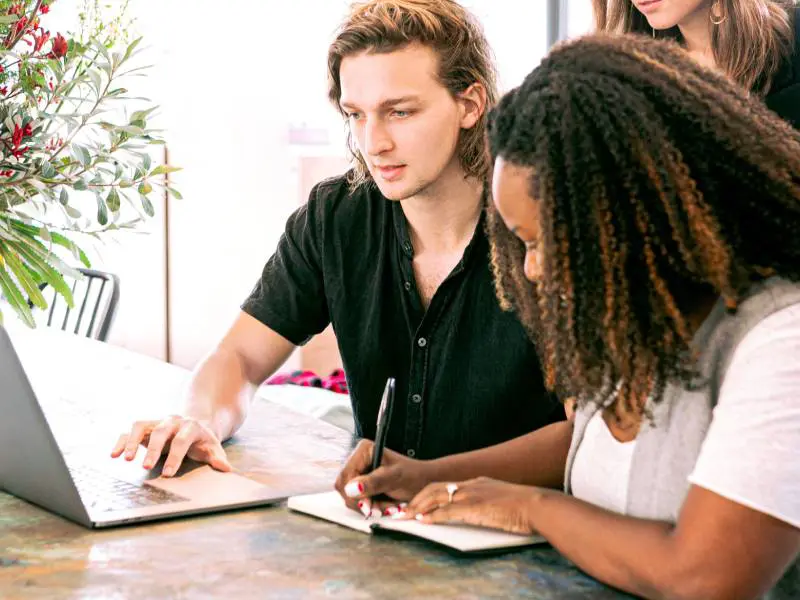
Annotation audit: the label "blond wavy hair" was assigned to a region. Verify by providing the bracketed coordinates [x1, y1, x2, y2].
[327, 0, 499, 189]
[593, 0, 796, 93]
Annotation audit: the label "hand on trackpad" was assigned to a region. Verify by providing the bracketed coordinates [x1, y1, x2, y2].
[144, 456, 268, 497]
[142, 454, 207, 480]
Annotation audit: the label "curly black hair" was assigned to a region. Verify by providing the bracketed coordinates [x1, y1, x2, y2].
[487, 33, 800, 414]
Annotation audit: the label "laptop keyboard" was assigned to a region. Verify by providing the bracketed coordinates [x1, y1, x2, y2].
[69, 466, 188, 513]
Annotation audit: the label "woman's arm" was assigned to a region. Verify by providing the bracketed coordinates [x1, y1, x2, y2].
[335, 419, 572, 512]
[409, 480, 799, 600]
[411, 307, 800, 599]
[426, 418, 573, 489]
[529, 485, 800, 600]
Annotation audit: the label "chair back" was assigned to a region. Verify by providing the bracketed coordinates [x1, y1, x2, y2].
[37, 268, 120, 341]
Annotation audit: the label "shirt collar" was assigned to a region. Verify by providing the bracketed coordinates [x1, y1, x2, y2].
[390, 186, 488, 264]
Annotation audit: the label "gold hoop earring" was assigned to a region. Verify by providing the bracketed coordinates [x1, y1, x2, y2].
[710, 0, 727, 25]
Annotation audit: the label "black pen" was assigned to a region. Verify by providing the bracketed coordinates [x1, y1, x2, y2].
[362, 377, 395, 518]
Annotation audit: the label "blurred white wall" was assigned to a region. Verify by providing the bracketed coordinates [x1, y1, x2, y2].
[566, 0, 596, 37]
[29, 1, 551, 370]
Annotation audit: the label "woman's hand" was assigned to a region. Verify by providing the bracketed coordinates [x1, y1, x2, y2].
[404, 476, 541, 535]
[334, 439, 435, 516]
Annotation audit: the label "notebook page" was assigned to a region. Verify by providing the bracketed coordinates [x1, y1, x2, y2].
[288, 491, 545, 551]
[378, 517, 544, 552]
[287, 491, 373, 534]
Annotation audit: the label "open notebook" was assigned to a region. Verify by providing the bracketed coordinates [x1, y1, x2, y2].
[288, 491, 546, 553]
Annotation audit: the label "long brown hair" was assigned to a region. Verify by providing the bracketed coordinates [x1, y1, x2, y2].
[592, 0, 796, 93]
[487, 34, 800, 412]
[327, 0, 498, 189]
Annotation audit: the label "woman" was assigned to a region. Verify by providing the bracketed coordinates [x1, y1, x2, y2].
[338, 35, 800, 599]
[593, 0, 800, 126]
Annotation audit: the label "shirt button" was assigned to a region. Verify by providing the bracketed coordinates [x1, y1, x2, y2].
[417, 337, 427, 348]
[404, 281, 412, 291]
[411, 394, 422, 403]
[403, 241, 412, 253]
[407, 449, 416, 458]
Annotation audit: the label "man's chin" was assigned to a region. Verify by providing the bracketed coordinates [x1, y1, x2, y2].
[378, 189, 408, 201]
[374, 179, 427, 202]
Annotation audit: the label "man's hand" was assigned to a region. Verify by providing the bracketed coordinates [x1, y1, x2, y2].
[334, 439, 434, 517]
[111, 416, 233, 477]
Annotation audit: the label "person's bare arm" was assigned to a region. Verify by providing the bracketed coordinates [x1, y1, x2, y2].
[426, 419, 572, 489]
[338, 419, 573, 512]
[411, 481, 800, 600]
[111, 311, 296, 474]
[183, 311, 296, 441]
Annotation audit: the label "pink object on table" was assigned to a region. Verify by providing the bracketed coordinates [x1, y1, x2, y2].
[266, 369, 348, 395]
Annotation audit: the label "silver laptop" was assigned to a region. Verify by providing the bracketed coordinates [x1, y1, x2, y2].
[0, 326, 295, 528]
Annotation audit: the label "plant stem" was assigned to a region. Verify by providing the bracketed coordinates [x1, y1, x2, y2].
[48, 51, 112, 164]
[12, 213, 133, 235]
[37, 45, 103, 145]
[3, 0, 44, 50]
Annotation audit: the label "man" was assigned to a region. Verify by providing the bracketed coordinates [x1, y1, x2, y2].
[112, 0, 562, 477]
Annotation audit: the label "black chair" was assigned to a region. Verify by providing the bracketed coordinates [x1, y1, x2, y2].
[37, 268, 120, 342]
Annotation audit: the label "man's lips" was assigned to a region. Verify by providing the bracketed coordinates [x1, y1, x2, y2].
[375, 165, 406, 180]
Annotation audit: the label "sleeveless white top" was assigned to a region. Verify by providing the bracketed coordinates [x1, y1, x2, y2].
[570, 410, 637, 515]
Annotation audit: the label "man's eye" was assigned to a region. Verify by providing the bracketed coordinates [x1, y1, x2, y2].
[392, 110, 411, 118]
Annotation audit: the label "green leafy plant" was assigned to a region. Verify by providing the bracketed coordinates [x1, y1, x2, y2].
[0, 0, 180, 326]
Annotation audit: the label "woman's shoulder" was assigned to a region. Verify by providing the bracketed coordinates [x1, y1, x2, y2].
[726, 301, 800, 368]
[718, 277, 800, 339]
[705, 279, 800, 410]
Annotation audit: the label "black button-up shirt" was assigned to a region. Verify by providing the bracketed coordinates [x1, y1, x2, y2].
[242, 175, 561, 460]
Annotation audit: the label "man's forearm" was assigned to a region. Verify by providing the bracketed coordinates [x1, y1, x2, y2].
[183, 348, 258, 441]
[425, 420, 573, 489]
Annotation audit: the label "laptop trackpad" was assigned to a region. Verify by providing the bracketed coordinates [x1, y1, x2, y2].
[75, 453, 271, 502]
[146, 462, 269, 501]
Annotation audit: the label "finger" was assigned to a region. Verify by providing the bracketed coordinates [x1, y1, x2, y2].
[348, 439, 375, 472]
[142, 420, 180, 469]
[380, 502, 408, 518]
[206, 444, 232, 472]
[342, 478, 367, 499]
[335, 440, 374, 494]
[355, 498, 372, 518]
[406, 482, 451, 516]
[349, 463, 410, 501]
[123, 422, 154, 460]
[417, 497, 520, 533]
[111, 433, 128, 458]
[341, 494, 361, 512]
[345, 497, 399, 519]
[416, 503, 464, 525]
[161, 421, 200, 477]
[184, 424, 230, 472]
[341, 474, 390, 513]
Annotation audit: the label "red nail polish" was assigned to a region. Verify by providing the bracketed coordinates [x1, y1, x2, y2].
[358, 500, 364, 509]
[358, 482, 365, 494]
